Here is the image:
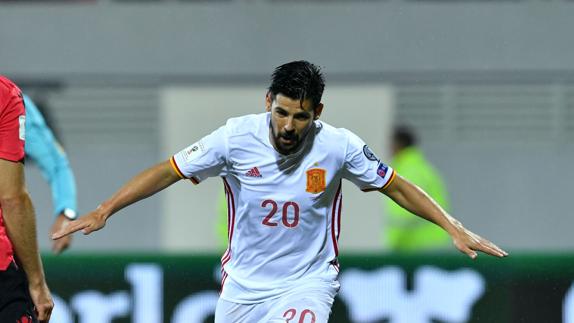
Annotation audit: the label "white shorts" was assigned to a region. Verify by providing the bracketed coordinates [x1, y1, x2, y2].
[215, 279, 340, 323]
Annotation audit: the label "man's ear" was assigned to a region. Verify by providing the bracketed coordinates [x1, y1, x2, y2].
[265, 92, 272, 112]
[313, 103, 324, 120]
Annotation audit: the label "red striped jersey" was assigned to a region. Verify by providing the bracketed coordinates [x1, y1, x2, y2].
[171, 112, 395, 303]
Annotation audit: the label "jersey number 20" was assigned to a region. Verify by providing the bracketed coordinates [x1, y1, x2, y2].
[261, 200, 300, 228]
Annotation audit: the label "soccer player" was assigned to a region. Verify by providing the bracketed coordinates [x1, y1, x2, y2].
[53, 61, 507, 323]
[23, 95, 78, 254]
[0, 76, 54, 322]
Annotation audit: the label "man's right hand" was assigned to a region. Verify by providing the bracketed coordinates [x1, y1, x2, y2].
[50, 214, 73, 254]
[51, 209, 107, 240]
[28, 281, 53, 322]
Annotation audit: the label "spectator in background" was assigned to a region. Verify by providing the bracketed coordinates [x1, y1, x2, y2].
[23, 94, 78, 254]
[0, 75, 53, 322]
[385, 125, 450, 252]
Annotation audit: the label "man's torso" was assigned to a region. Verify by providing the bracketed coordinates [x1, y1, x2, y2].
[219, 114, 346, 302]
[172, 112, 394, 303]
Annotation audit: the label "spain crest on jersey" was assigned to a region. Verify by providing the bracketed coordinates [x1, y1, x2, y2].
[306, 168, 326, 194]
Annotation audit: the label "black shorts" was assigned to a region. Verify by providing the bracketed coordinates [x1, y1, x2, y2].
[0, 261, 38, 323]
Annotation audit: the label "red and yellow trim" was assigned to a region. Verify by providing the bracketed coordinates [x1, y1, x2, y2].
[170, 156, 201, 184]
[381, 170, 397, 190]
[169, 156, 185, 179]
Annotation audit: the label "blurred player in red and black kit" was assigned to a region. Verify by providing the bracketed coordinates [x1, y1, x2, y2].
[0, 76, 53, 322]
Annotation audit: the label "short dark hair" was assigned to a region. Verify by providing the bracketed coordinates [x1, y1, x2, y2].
[268, 60, 325, 109]
[393, 125, 418, 148]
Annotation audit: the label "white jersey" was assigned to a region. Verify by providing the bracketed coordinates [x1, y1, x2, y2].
[171, 112, 395, 303]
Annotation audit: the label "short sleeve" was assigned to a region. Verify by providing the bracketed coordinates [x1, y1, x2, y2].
[341, 130, 396, 191]
[170, 125, 228, 184]
[0, 84, 25, 162]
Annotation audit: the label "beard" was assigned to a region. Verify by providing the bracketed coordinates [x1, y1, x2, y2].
[269, 122, 314, 155]
[273, 129, 300, 155]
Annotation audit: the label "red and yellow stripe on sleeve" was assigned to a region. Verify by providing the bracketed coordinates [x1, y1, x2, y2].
[170, 156, 200, 185]
[170, 156, 185, 179]
[381, 169, 397, 190]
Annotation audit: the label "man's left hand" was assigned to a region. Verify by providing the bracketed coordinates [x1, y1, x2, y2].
[452, 226, 508, 259]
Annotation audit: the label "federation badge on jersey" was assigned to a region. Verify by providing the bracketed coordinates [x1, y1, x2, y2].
[306, 168, 326, 194]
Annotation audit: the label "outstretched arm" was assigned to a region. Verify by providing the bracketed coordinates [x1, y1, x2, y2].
[52, 160, 181, 239]
[381, 174, 508, 259]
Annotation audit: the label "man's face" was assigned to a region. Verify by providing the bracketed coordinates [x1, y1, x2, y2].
[266, 93, 323, 155]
